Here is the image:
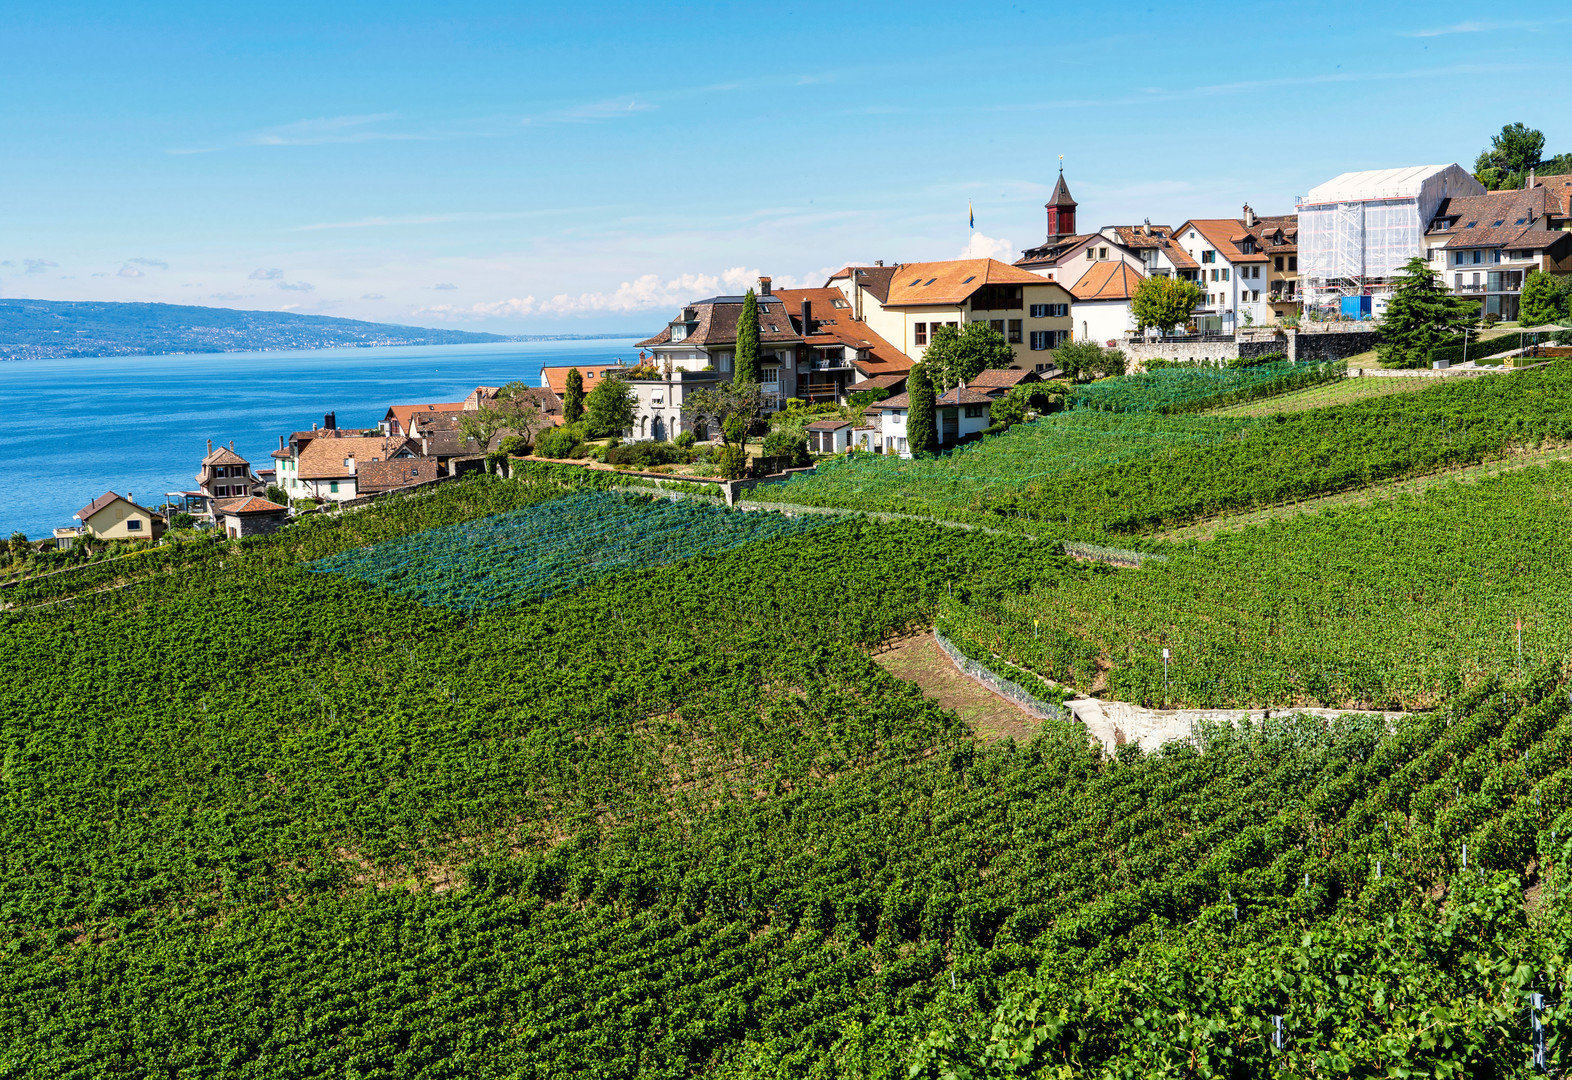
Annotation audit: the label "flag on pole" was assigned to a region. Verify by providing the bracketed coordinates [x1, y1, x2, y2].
[968, 201, 974, 230]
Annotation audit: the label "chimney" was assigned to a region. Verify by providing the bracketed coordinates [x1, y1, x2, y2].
[229, 439, 235, 451]
[874, 259, 884, 267]
[279, 434, 285, 450]
[758, 276, 772, 295]
[1529, 167, 1536, 188]
[207, 439, 213, 455]
[1143, 218, 1151, 236]
[312, 422, 318, 431]
[324, 412, 336, 430]
[852, 270, 864, 320]
[800, 299, 812, 335]
[1243, 203, 1257, 227]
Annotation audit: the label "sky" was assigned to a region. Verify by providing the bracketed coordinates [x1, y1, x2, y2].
[3, 1, 1569, 335]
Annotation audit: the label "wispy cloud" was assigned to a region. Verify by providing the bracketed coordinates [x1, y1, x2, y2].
[23, 258, 58, 274]
[129, 257, 168, 270]
[249, 268, 284, 281]
[432, 282, 458, 291]
[541, 97, 656, 124]
[277, 280, 315, 292]
[209, 292, 253, 302]
[291, 206, 619, 232]
[418, 267, 823, 322]
[1402, 19, 1561, 37]
[117, 264, 144, 278]
[252, 112, 420, 147]
[361, 293, 385, 300]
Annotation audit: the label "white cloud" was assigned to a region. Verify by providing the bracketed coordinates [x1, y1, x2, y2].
[432, 282, 458, 290]
[277, 280, 315, 292]
[959, 232, 1014, 261]
[249, 268, 284, 281]
[129, 257, 168, 270]
[117, 264, 144, 278]
[361, 293, 385, 300]
[208, 292, 253, 302]
[252, 112, 414, 147]
[23, 258, 58, 274]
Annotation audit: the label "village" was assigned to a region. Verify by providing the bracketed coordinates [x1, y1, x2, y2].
[29, 161, 1572, 552]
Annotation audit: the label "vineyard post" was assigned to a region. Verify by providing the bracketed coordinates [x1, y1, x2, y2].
[1530, 992, 1546, 1070]
[1162, 648, 1170, 707]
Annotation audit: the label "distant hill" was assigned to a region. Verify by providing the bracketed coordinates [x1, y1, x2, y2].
[0, 299, 519, 361]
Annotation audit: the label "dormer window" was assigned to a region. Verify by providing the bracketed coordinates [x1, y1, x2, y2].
[671, 323, 687, 342]
[831, 298, 849, 308]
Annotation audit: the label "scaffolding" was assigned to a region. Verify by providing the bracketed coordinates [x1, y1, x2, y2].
[1296, 165, 1483, 319]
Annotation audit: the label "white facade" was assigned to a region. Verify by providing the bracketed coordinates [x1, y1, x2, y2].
[1075, 300, 1137, 346]
[1173, 223, 1273, 331]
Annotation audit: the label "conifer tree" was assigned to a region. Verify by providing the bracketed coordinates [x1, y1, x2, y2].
[906, 363, 938, 454]
[563, 367, 585, 424]
[734, 290, 761, 384]
[1377, 257, 1478, 368]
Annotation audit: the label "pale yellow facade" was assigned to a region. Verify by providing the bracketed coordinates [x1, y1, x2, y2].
[81, 498, 164, 541]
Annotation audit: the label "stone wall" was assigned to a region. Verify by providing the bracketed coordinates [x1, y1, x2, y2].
[1123, 339, 1240, 371]
[1293, 328, 1381, 362]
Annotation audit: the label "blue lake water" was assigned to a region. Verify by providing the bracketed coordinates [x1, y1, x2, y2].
[0, 338, 641, 539]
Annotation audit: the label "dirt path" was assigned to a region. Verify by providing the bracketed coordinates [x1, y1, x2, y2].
[874, 632, 1043, 743]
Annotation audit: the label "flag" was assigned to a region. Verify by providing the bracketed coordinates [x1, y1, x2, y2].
[968, 201, 974, 229]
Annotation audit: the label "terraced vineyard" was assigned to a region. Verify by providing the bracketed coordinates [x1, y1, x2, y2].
[1069, 358, 1343, 415]
[6, 388, 1572, 1076]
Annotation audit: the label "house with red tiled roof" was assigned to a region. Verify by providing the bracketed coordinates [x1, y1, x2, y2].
[868, 384, 995, 457]
[839, 259, 1072, 373]
[1070, 262, 1146, 345]
[383, 401, 466, 436]
[1421, 186, 1572, 322]
[65, 491, 165, 544]
[290, 434, 421, 503]
[213, 496, 290, 539]
[194, 439, 264, 512]
[1170, 217, 1273, 331]
[771, 285, 912, 404]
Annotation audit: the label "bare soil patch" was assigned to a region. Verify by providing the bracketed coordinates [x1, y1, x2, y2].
[875, 632, 1042, 743]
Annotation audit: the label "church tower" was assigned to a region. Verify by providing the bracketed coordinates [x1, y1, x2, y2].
[1045, 166, 1077, 240]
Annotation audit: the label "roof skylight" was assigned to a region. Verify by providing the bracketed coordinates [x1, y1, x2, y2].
[909, 278, 921, 286]
[961, 276, 976, 284]
[923, 278, 937, 286]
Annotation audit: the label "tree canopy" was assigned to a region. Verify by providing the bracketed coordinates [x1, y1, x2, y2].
[1051, 339, 1128, 383]
[1378, 256, 1478, 368]
[583, 374, 638, 438]
[459, 382, 548, 465]
[733, 291, 761, 384]
[681, 380, 763, 444]
[906, 364, 937, 454]
[1520, 270, 1572, 327]
[922, 322, 1015, 392]
[1474, 122, 1548, 190]
[1131, 275, 1203, 334]
[563, 368, 584, 425]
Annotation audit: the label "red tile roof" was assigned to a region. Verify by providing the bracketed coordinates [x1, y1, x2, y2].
[214, 496, 288, 514]
[384, 402, 466, 434]
[201, 446, 249, 467]
[805, 419, 852, 430]
[1176, 219, 1270, 263]
[771, 286, 913, 376]
[882, 259, 1053, 306]
[873, 386, 994, 409]
[297, 436, 418, 480]
[75, 491, 126, 521]
[355, 457, 440, 494]
[1071, 261, 1145, 301]
[967, 368, 1040, 389]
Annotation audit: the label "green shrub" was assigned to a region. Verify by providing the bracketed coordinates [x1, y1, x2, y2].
[534, 425, 583, 459]
[717, 445, 749, 479]
[761, 429, 810, 467]
[674, 430, 696, 450]
[604, 441, 688, 470]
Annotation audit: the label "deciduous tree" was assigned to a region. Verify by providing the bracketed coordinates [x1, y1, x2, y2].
[1520, 269, 1569, 326]
[1131, 275, 1203, 334]
[1474, 122, 1545, 190]
[583, 374, 638, 438]
[1052, 340, 1127, 383]
[682, 380, 763, 443]
[922, 322, 1015, 392]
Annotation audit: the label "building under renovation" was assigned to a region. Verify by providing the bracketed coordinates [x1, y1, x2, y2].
[1297, 164, 1484, 318]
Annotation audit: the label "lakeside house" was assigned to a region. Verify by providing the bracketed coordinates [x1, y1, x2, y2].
[55, 491, 165, 547]
[214, 496, 290, 539]
[193, 440, 265, 512]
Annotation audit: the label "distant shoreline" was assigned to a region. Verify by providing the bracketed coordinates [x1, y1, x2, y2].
[0, 333, 644, 362]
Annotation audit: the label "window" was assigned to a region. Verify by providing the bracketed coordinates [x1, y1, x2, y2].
[909, 278, 922, 286]
[1098, 247, 1108, 259]
[1251, 291, 1260, 301]
[1030, 331, 1050, 350]
[1453, 251, 1463, 266]
[1515, 218, 1527, 226]
[1253, 267, 1262, 279]
[330, 481, 339, 494]
[1222, 269, 1230, 281]
[989, 319, 1004, 333]
[1492, 220, 1504, 227]
[964, 405, 985, 418]
[914, 322, 927, 346]
[1465, 221, 1477, 229]
[1007, 319, 1023, 343]
[946, 321, 958, 329]
[831, 298, 849, 308]
[761, 367, 779, 386]
[1210, 269, 1219, 281]
[126, 518, 142, 532]
[1455, 273, 1463, 290]
[1086, 249, 1095, 260]
[924, 278, 937, 286]
[961, 275, 975, 284]
[1473, 250, 1482, 265]
[1201, 250, 1215, 263]
[1029, 303, 1049, 317]
[1288, 256, 1297, 271]
[1275, 256, 1284, 271]
[1054, 303, 1068, 317]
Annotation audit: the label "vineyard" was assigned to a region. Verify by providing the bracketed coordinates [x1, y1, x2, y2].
[756, 358, 1572, 534]
[1068, 358, 1344, 415]
[4, 429, 1572, 1073]
[940, 461, 1572, 711]
[309, 490, 834, 610]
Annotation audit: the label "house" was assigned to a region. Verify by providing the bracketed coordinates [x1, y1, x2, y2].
[869, 385, 994, 457]
[1236, 206, 1301, 319]
[1169, 219, 1274, 331]
[195, 440, 264, 511]
[635, 279, 806, 412]
[71, 491, 165, 542]
[355, 457, 441, 495]
[1422, 186, 1572, 322]
[804, 419, 852, 454]
[1069, 262, 1145, 344]
[772, 286, 913, 404]
[1016, 170, 1145, 289]
[834, 259, 1073, 372]
[213, 496, 289, 539]
[293, 434, 421, 502]
[846, 371, 909, 402]
[1297, 164, 1484, 317]
[383, 401, 466, 436]
[966, 368, 1043, 398]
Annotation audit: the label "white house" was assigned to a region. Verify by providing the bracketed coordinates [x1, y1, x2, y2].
[291, 434, 421, 502]
[1069, 262, 1144, 344]
[804, 419, 852, 454]
[869, 385, 994, 457]
[1171, 219, 1274, 331]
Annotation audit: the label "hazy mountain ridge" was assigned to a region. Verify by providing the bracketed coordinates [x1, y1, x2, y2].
[0, 299, 522, 360]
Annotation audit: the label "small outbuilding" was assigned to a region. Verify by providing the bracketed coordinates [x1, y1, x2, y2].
[213, 496, 290, 539]
[805, 419, 852, 455]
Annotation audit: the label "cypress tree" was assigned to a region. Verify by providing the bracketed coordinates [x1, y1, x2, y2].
[906, 363, 937, 455]
[563, 368, 585, 424]
[734, 290, 761, 384]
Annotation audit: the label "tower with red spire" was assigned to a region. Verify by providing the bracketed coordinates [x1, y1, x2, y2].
[1045, 165, 1077, 240]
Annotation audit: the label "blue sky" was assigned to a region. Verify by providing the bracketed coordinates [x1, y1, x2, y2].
[2, 1, 1567, 334]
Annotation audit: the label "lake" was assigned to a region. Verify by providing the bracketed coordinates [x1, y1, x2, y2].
[0, 338, 642, 539]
